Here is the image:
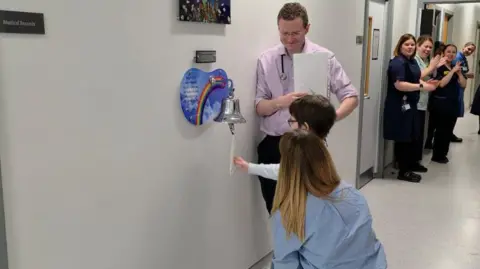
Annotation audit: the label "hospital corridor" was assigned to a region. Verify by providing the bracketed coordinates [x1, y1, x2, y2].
[2, 0, 480, 269]
[362, 114, 480, 269]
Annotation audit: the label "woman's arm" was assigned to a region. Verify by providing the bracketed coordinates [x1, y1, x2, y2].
[438, 70, 456, 88]
[420, 64, 436, 80]
[457, 71, 467, 88]
[421, 55, 445, 80]
[394, 81, 421, 92]
[391, 58, 423, 92]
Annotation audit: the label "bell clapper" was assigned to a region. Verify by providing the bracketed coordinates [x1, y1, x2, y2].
[228, 123, 235, 135]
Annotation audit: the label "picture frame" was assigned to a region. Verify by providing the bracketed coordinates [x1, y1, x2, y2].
[178, 0, 231, 24]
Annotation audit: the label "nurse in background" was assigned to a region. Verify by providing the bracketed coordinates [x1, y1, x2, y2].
[431, 44, 467, 163]
[255, 2, 358, 214]
[413, 35, 444, 170]
[451, 42, 476, 143]
[425, 42, 447, 149]
[383, 34, 437, 183]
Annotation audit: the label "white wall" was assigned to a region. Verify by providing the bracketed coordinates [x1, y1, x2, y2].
[449, 3, 480, 107]
[360, 0, 387, 173]
[392, 0, 415, 46]
[0, 1, 365, 269]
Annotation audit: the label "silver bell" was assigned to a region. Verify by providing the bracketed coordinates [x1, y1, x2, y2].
[215, 88, 246, 134]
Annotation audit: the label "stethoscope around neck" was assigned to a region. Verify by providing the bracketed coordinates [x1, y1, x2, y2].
[280, 54, 287, 80]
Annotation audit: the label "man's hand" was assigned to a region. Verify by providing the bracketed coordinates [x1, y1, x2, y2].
[275, 92, 308, 109]
[256, 91, 307, 116]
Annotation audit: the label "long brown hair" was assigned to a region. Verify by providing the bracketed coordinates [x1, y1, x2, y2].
[393, 33, 416, 58]
[271, 129, 341, 241]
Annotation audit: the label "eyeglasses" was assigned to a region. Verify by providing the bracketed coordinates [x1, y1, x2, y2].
[280, 31, 302, 38]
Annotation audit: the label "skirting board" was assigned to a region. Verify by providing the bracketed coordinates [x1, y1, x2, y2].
[359, 167, 374, 189]
[249, 251, 273, 269]
[0, 162, 8, 269]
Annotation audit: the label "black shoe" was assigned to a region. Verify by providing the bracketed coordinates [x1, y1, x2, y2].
[397, 171, 422, 183]
[451, 135, 463, 143]
[411, 163, 428, 173]
[431, 156, 449, 163]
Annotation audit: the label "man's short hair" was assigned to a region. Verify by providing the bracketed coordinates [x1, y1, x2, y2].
[289, 94, 336, 138]
[277, 2, 309, 28]
[464, 42, 476, 48]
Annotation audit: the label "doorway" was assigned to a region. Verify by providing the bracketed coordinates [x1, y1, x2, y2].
[358, 0, 388, 188]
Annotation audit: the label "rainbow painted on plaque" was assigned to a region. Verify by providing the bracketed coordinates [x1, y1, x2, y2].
[195, 76, 226, 125]
[180, 68, 230, 126]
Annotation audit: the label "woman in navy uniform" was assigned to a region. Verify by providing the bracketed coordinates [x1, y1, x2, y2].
[383, 34, 438, 183]
[430, 44, 467, 163]
[425, 42, 447, 149]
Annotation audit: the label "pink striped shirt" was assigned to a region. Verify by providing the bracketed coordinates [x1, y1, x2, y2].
[255, 39, 358, 136]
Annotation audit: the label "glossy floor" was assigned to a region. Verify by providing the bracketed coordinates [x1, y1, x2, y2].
[363, 114, 480, 269]
[252, 114, 480, 269]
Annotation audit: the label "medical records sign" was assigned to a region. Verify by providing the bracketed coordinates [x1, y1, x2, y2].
[0, 10, 45, 35]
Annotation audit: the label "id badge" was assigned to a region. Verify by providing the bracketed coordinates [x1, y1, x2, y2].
[402, 103, 411, 112]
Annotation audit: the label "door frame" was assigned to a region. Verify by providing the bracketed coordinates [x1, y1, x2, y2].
[355, 0, 370, 188]
[471, 21, 480, 105]
[357, 0, 390, 188]
[372, 0, 396, 178]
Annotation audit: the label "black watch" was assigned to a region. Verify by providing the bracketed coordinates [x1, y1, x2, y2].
[419, 83, 423, 89]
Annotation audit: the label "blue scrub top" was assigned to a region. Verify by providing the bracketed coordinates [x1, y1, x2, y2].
[383, 55, 421, 142]
[452, 52, 469, 117]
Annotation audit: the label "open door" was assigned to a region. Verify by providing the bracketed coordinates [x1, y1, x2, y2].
[419, 5, 441, 40]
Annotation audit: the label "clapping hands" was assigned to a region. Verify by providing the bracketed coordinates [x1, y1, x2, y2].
[452, 61, 462, 73]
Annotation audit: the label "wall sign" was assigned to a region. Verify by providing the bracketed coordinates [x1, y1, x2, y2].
[0, 10, 45, 35]
[180, 68, 230, 125]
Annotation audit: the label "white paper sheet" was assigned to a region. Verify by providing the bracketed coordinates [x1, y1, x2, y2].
[293, 52, 329, 97]
[229, 134, 236, 176]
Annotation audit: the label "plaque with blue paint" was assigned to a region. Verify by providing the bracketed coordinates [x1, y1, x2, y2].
[180, 68, 229, 125]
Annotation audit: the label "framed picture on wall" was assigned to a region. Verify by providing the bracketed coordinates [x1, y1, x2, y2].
[372, 29, 380, 60]
[178, 0, 231, 24]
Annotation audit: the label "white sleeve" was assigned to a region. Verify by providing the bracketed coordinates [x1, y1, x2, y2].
[247, 163, 279, 181]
